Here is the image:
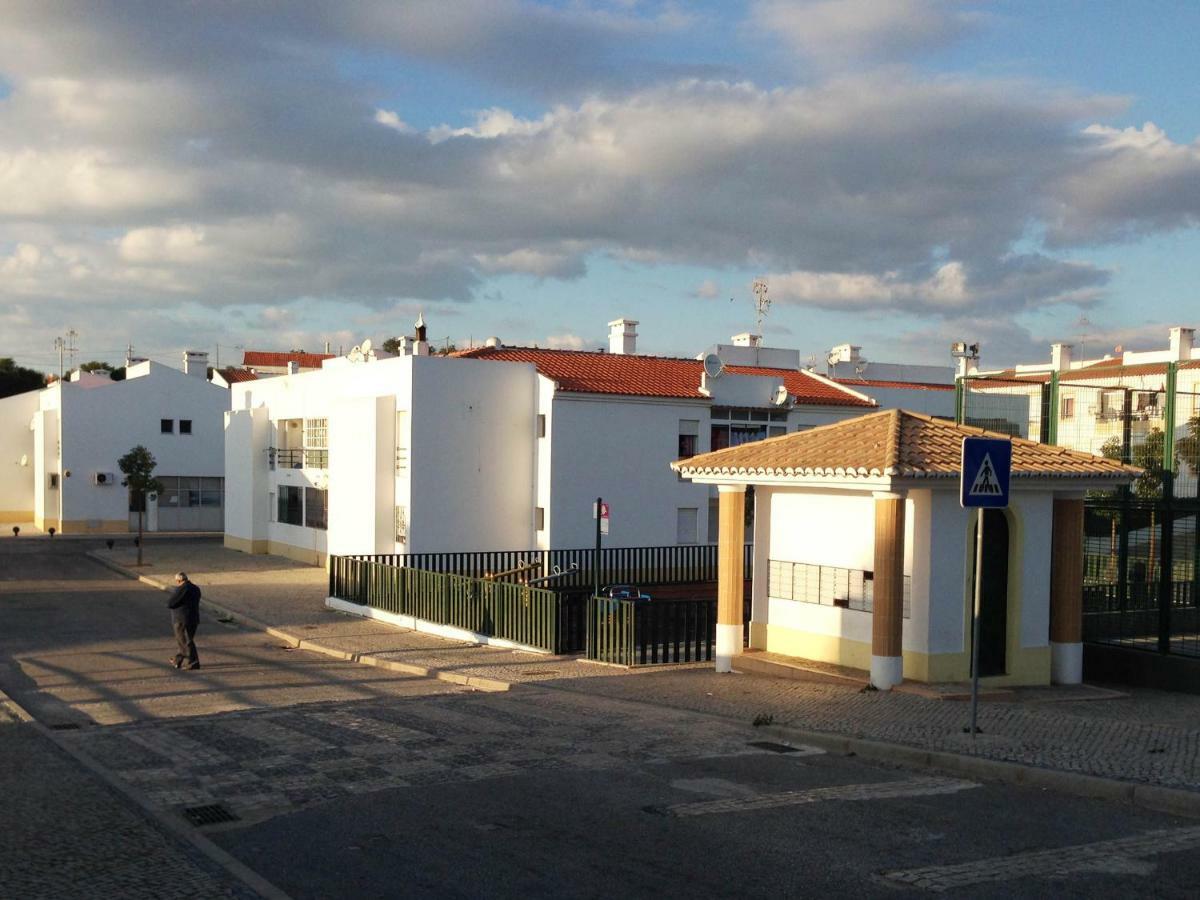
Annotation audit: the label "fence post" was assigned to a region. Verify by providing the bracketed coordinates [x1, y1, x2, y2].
[954, 376, 965, 425]
[1158, 472, 1175, 654]
[1046, 372, 1060, 446]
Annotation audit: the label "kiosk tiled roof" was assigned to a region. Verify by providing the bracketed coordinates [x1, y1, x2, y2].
[673, 409, 1142, 481]
[453, 346, 873, 407]
[217, 367, 259, 384]
[243, 350, 334, 369]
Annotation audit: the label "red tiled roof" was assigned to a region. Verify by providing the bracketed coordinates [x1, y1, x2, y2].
[217, 367, 259, 384]
[982, 357, 1200, 383]
[243, 350, 333, 369]
[453, 347, 874, 407]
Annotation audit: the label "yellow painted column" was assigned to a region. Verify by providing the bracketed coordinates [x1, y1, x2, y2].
[871, 491, 906, 690]
[716, 484, 746, 672]
[1049, 497, 1085, 684]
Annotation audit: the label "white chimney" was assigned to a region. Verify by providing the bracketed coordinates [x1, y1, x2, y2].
[286, 361, 300, 375]
[183, 350, 209, 378]
[1050, 342, 1073, 372]
[608, 318, 638, 355]
[731, 332, 762, 348]
[1169, 326, 1195, 361]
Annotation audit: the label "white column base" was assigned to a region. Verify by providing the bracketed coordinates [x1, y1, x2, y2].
[1051, 641, 1083, 685]
[870, 655, 903, 691]
[715, 623, 742, 673]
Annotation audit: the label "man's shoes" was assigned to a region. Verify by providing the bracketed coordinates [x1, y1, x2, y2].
[184, 663, 201, 670]
[169, 658, 182, 668]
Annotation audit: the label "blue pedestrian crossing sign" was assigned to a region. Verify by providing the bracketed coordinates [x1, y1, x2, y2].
[960, 437, 1012, 508]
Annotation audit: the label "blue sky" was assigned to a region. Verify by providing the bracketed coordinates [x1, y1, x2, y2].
[1, 1, 1198, 373]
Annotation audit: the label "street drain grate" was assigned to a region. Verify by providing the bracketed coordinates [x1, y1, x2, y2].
[747, 741, 802, 754]
[521, 670, 560, 676]
[182, 804, 240, 827]
[49, 723, 80, 730]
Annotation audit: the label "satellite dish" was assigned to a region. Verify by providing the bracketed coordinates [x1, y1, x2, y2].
[361, 338, 373, 355]
[18, 454, 28, 467]
[702, 352, 724, 380]
[772, 385, 789, 406]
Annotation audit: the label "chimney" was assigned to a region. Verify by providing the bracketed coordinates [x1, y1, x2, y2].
[731, 332, 762, 348]
[1050, 342, 1073, 372]
[1169, 326, 1195, 361]
[183, 350, 209, 378]
[608, 318, 638, 355]
[286, 361, 300, 375]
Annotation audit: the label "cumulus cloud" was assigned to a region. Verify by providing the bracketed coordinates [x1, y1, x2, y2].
[546, 333, 586, 350]
[752, 0, 982, 68]
[0, 1, 1197, 360]
[693, 279, 721, 299]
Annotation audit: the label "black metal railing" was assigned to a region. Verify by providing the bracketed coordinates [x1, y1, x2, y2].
[329, 556, 562, 652]
[346, 543, 754, 590]
[585, 596, 716, 666]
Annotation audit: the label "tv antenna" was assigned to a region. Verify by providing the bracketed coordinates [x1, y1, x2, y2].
[752, 278, 770, 334]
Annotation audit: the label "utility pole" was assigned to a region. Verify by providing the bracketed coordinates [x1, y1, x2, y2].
[66, 329, 78, 370]
[53, 336, 65, 379]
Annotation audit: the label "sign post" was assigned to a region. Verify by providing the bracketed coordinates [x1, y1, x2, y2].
[959, 436, 1012, 741]
[592, 499, 609, 598]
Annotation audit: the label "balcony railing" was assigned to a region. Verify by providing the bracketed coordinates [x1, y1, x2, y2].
[269, 448, 327, 470]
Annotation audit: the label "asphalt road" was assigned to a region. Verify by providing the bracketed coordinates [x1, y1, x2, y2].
[4, 538, 1200, 899]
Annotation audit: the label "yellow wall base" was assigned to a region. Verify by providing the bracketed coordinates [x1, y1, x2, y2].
[224, 534, 269, 555]
[0, 510, 33, 521]
[759, 622, 1052, 686]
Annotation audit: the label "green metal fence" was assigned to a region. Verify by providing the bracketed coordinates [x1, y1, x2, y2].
[585, 596, 716, 666]
[329, 556, 563, 652]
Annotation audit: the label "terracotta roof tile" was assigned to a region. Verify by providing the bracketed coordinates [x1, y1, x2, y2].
[673, 409, 1141, 481]
[217, 367, 259, 383]
[454, 346, 873, 407]
[243, 350, 333, 369]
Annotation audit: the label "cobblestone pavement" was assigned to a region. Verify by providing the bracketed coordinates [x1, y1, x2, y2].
[83, 540, 1200, 792]
[0, 717, 258, 899]
[56, 686, 818, 824]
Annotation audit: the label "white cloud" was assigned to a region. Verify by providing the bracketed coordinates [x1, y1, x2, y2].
[546, 333, 586, 350]
[373, 109, 412, 133]
[693, 279, 720, 299]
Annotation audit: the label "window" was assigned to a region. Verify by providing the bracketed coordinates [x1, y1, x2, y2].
[302, 418, 328, 468]
[537, 414, 546, 438]
[676, 507, 698, 544]
[709, 407, 785, 452]
[48, 473, 59, 489]
[277, 485, 303, 526]
[304, 487, 327, 530]
[707, 497, 719, 542]
[395, 410, 409, 473]
[678, 419, 699, 459]
[1060, 397, 1075, 420]
[1099, 390, 1124, 421]
[179, 419, 192, 435]
[160, 419, 173, 434]
[535, 507, 545, 531]
[395, 505, 408, 542]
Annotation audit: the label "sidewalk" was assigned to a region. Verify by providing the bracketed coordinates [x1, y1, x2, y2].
[89, 540, 1200, 806]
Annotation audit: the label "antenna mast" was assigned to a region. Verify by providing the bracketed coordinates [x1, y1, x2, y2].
[752, 278, 770, 334]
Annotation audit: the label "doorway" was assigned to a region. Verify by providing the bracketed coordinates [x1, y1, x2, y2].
[970, 509, 1010, 677]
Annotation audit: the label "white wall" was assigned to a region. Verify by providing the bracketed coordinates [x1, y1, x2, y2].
[408, 356, 538, 552]
[223, 407, 269, 543]
[853, 385, 955, 417]
[56, 363, 229, 527]
[547, 395, 712, 548]
[0, 390, 38, 516]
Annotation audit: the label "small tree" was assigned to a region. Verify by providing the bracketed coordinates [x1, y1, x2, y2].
[382, 336, 402, 354]
[118, 445, 163, 566]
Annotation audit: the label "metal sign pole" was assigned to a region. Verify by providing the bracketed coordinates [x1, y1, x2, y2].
[969, 506, 984, 740]
[594, 496, 602, 599]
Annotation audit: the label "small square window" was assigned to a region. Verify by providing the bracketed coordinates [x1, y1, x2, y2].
[535, 507, 545, 531]
[160, 419, 173, 434]
[179, 419, 192, 434]
[537, 414, 546, 438]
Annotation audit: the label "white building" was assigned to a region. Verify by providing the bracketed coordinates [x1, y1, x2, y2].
[0, 352, 230, 533]
[821, 342, 959, 417]
[224, 319, 876, 564]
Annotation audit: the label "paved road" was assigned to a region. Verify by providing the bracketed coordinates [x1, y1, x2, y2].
[4, 539, 1200, 898]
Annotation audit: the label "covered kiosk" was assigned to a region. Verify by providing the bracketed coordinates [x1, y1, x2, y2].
[672, 410, 1139, 689]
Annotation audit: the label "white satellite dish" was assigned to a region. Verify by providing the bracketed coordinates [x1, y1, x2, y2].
[772, 385, 789, 406]
[361, 338, 373, 355]
[702, 352, 724, 380]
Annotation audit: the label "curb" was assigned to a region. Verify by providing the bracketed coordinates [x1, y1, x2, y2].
[85, 551, 513, 693]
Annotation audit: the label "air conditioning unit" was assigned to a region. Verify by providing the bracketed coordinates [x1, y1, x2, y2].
[93, 472, 116, 486]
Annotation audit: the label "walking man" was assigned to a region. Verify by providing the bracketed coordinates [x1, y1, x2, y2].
[168, 572, 202, 670]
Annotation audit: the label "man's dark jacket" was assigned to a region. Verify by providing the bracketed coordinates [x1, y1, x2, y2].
[167, 580, 201, 624]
